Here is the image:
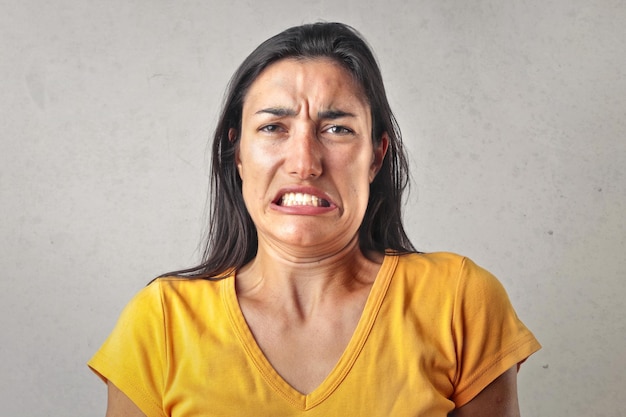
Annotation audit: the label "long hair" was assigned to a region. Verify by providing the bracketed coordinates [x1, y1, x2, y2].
[168, 22, 415, 280]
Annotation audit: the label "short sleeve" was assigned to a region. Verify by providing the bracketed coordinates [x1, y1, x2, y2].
[450, 258, 541, 407]
[88, 282, 168, 417]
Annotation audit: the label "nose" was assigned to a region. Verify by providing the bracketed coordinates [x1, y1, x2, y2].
[286, 126, 323, 179]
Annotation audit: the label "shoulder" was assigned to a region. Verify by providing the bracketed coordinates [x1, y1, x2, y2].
[148, 276, 226, 307]
[391, 251, 472, 284]
[388, 252, 505, 300]
[151, 275, 223, 293]
[119, 277, 226, 320]
[394, 251, 465, 269]
[393, 251, 497, 280]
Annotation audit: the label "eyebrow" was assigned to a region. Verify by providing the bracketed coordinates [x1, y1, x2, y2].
[255, 107, 296, 117]
[255, 107, 356, 119]
[318, 109, 356, 120]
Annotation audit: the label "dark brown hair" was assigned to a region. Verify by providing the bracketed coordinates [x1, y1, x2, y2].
[168, 22, 415, 280]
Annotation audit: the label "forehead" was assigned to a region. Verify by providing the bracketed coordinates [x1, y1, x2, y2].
[243, 58, 369, 110]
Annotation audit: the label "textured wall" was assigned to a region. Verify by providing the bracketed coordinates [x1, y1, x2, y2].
[1, 0, 624, 415]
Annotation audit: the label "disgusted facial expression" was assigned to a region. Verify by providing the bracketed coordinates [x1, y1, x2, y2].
[235, 58, 387, 256]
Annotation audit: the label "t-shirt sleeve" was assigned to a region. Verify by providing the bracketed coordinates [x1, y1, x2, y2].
[88, 282, 168, 417]
[450, 257, 541, 407]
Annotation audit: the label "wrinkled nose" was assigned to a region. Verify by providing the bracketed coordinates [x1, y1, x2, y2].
[286, 127, 323, 179]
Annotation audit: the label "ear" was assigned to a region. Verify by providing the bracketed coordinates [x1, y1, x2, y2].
[369, 132, 389, 183]
[229, 128, 243, 177]
[228, 128, 238, 143]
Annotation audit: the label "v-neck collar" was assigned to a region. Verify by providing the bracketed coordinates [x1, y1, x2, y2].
[221, 254, 398, 410]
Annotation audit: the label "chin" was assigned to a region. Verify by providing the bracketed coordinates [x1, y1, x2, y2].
[274, 231, 331, 248]
[268, 225, 358, 254]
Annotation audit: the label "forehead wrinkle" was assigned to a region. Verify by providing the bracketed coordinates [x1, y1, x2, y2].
[244, 58, 369, 122]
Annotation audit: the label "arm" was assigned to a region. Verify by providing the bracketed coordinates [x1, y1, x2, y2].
[450, 366, 520, 417]
[105, 381, 147, 417]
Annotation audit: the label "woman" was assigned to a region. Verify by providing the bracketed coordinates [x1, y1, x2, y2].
[89, 22, 540, 416]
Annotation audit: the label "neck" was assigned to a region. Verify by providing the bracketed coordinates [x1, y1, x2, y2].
[235, 237, 383, 318]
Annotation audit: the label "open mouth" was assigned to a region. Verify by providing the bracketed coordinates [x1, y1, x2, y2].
[277, 192, 331, 207]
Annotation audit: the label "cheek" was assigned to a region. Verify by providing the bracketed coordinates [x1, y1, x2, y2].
[237, 141, 265, 179]
[237, 138, 281, 170]
[336, 149, 375, 183]
[329, 153, 374, 206]
[237, 143, 278, 198]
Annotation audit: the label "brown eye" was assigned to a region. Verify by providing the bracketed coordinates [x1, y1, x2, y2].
[260, 124, 282, 133]
[326, 125, 353, 135]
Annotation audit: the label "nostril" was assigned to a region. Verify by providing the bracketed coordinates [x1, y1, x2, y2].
[287, 156, 323, 179]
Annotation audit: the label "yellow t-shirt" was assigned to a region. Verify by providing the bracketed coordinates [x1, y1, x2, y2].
[88, 252, 540, 416]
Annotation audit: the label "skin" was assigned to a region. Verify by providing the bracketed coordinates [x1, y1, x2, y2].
[105, 382, 145, 417]
[233, 58, 388, 394]
[234, 58, 387, 261]
[104, 58, 522, 416]
[451, 366, 521, 417]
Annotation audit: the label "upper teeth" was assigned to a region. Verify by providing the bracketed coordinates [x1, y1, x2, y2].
[280, 192, 329, 207]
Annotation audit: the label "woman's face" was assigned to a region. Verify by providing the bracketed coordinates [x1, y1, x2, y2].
[235, 58, 387, 257]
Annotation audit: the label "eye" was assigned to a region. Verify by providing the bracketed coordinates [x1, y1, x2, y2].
[325, 125, 354, 135]
[259, 124, 284, 133]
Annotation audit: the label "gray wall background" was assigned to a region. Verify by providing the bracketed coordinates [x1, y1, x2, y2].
[1, 0, 624, 416]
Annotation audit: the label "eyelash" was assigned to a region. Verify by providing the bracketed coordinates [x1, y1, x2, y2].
[259, 124, 283, 133]
[258, 124, 354, 135]
[325, 125, 354, 135]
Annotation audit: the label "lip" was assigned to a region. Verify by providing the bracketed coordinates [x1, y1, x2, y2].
[271, 186, 337, 214]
